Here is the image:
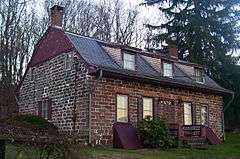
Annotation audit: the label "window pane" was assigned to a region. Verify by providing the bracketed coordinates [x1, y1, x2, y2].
[65, 54, 72, 70]
[42, 101, 48, 119]
[201, 106, 208, 125]
[123, 53, 135, 70]
[117, 95, 128, 122]
[184, 103, 192, 125]
[143, 110, 152, 118]
[143, 98, 153, 118]
[117, 95, 128, 109]
[117, 109, 128, 122]
[124, 53, 134, 61]
[195, 68, 204, 83]
[163, 63, 173, 77]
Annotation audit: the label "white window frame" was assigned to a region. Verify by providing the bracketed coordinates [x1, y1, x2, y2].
[163, 62, 173, 78]
[184, 102, 193, 125]
[143, 97, 153, 119]
[116, 94, 129, 123]
[123, 53, 135, 70]
[194, 68, 205, 83]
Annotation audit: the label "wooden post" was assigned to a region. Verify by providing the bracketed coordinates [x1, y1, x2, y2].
[0, 140, 5, 159]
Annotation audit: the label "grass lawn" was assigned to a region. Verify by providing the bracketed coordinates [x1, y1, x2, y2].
[6, 132, 240, 159]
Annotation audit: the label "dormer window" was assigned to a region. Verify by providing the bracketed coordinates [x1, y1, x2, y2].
[163, 62, 173, 78]
[123, 53, 135, 70]
[194, 68, 204, 83]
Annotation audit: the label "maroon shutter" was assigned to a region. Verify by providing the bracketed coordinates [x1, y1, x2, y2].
[137, 97, 143, 121]
[48, 98, 52, 120]
[38, 101, 42, 116]
[153, 97, 160, 118]
[192, 105, 196, 125]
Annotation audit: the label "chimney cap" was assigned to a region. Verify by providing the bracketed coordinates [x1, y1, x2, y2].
[50, 5, 64, 11]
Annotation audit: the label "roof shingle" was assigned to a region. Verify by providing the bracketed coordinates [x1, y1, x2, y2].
[64, 30, 231, 94]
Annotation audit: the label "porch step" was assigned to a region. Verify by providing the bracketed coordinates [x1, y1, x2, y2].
[181, 137, 208, 149]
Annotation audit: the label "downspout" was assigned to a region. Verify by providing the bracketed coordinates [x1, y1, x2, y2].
[88, 69, 103, 145]
[72, 56, 79, 132]
[222, 92, 235, 141]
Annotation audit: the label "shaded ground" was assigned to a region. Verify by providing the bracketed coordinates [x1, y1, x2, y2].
[6, 132, 240, 159]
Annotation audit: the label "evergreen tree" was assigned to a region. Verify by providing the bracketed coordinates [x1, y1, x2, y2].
[143, 0, 240, 130]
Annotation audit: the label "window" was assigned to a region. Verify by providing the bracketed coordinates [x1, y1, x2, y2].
[201, 106, 208, 125]
[38, 99, 52, 120]
[65, 54, 73, 70]
[195, 68, 204, 83]
[123, 53, 135, 70]
[116, 94, 128, 122]
[31, 68, 35, 81]
[184, 103, 192, 125]
[163, 62, 173, 77]
[143, 97, 153, 119]
[43, 87, 48, 98]
[42, 100, 49, 119]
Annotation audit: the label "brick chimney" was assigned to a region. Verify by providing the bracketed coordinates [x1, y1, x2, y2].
[50, 5, 64, 28]
[168, 45, 178, 59]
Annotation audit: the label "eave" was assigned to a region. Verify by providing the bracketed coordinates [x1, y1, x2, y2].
[89, 67, 233, 96]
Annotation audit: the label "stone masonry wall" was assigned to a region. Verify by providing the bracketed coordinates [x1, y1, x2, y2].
[90, 77, 223, 146]
[18, 51, 90, 140]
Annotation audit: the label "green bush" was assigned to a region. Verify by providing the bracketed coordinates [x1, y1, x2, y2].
[137, 116, 173, 149]
[5, 114, 58, 130]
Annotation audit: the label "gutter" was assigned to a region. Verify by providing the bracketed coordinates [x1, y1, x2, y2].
[222, 92, 235, 141]
[88, 69, 103, 145]
[96, 66, 232, 95]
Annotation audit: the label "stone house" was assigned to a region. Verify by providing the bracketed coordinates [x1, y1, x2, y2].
[16, 5, 232, 146]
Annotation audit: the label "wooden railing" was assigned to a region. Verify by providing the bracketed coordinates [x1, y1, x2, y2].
[168, 124, 207, 139]
[169, 124, 222, 145]
[180, 125, 206, 139]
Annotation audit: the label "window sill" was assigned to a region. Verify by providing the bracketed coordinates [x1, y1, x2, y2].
[196, 81, 205, 84]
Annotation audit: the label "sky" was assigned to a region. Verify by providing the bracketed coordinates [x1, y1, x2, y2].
[32, 0, 239, 60]
[33, 0, 163, 25]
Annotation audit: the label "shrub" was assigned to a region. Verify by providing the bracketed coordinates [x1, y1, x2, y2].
[5, 114, 58, 130]
[137, 116, 173, 149]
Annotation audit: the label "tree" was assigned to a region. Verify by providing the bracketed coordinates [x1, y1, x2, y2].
[41, 0, 142, 45]
[0, 0, 42, 84]
[143, 0, 239, 63]
[143, 0, 240, 130]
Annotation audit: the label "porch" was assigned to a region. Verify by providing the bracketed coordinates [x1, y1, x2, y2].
[113, 122, 222, 149]
[169, 124, 222, 148]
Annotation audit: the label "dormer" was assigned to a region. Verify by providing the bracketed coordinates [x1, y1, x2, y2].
[194, 67, 205, 83]
[122, 51, 136, 71]
[162, 61, 174, 78]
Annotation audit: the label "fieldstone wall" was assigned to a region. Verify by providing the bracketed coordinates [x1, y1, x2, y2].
[90, 77, 223, 145]
[18, 51, 90, 141]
